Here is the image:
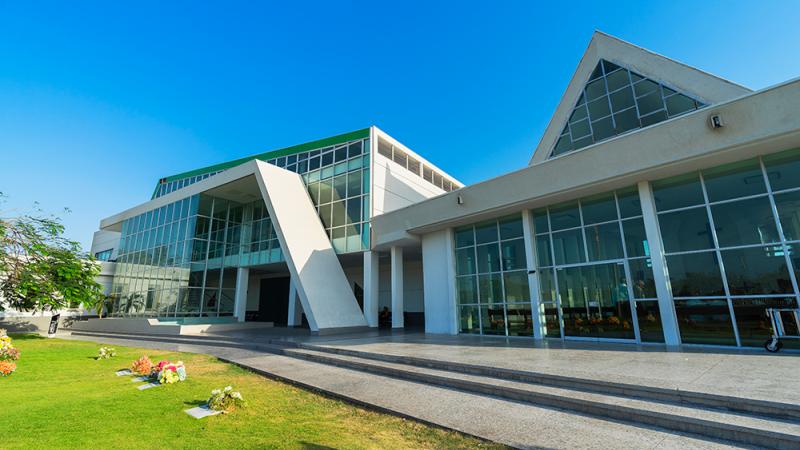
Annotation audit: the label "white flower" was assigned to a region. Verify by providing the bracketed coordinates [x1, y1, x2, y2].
[224, 386, 232, 392]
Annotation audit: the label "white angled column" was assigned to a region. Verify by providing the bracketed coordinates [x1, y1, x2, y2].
[363, 251, 380, 327]
[638, 181, 681, 346]
[234, 267, 249, 322]
[391, 246, 404, 329]
[521, 209, 543, 339]
[286, 277, 302, 327]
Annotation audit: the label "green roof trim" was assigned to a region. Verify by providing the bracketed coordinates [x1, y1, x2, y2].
[161, 127, 370, 183]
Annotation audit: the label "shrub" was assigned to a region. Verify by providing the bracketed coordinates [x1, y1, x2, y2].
[131, 356, 153, 375]
[208, 386, 246, 412]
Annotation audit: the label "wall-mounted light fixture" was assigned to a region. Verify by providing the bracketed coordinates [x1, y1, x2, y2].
[457, 195, 464, 205]
[709, 114, 725, 129]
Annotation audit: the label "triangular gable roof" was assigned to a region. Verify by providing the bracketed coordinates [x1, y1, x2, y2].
[529, 31, 752, 165]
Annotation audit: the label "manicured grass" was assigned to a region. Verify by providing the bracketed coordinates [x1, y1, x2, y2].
[4, 334, 506, 450]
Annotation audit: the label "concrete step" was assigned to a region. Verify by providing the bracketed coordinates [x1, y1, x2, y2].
[67, 330, 291, 354]
[283, 347, 800, 450]
[293, 342, 800, 422]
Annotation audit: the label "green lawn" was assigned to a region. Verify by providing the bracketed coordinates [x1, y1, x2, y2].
[3, 334, 506, 450]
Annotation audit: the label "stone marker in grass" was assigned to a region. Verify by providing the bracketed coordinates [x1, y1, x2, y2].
[184, 405, 222, 419]
[131, 376, 149, 382]
[137, 382, 160, 390]
[115, 369, 132, 376]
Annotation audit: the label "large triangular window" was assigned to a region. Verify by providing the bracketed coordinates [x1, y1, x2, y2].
[551, 60, 706, 158]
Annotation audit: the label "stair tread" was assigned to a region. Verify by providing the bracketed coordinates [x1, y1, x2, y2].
[286, 347, 800, 438]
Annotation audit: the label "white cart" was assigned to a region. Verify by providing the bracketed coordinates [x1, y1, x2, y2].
[764, 308, 800, 352]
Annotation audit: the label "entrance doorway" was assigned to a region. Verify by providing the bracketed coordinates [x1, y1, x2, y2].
[258, 277, 290, 326]
[556, 261, 636, 340]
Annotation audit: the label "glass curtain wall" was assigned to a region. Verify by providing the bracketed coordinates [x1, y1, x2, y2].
[532, 186, 661, 341]
[455, 215, 531, 336]
[653, 148, 800, 348]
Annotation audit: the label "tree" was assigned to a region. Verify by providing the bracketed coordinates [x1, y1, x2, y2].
[0, 194, 104, 313]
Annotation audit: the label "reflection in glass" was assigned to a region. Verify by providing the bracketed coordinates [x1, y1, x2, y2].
[507, 304, 533, 336]
[720, 246, 793, 295]
[480, 305, 506, 335]
[674, 299, 736, 346]
[666, 252, 725, 297]
[652, 174, 704, 211]
[542, 303, 561, 338]
[658, 207, 714, 253]
[552, 228, 586, 265]
[476, 243, 501, 273]
[629, 258, 657, 298]
[558, 263, 634, 339]
[622, 218, 649, 257]
[459, 306, 480, 334]
[457, 276, 477, 304]
[635, 301, 665, 342]
[711, 197, 779, 247]
[733, 298, 798, 348]
[702, 159, 766, 202]
[585, 222, 623, 261]
[773, 190, 800, 241]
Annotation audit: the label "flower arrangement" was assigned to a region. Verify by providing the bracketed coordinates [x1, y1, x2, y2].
[96, 346, 117, 360]
[153, 360, 186, 384]
[0, 360, 15, 377]
[0, 333, 20, 362]
[207, 386, 246, 412]
[131, 355, 153, 375]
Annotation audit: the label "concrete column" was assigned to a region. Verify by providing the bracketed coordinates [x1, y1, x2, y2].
[234, 267, 249, 322]
[638, 181, 681, 346]
[363, 251, 380, 327]
[391, 246, 404, 329]
[521, 209, 543, 339]
[286, 277, 302, 327]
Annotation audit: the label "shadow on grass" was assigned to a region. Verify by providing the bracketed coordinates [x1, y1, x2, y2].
[7, 333, 46, 341]
[300, 443, 336, 450]
[183, 399, 207, 407]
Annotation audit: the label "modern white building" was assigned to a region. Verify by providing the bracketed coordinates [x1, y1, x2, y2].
[90, 32, 800, 348]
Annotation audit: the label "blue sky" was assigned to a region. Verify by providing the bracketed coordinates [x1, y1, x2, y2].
[2, 1, 799, 250]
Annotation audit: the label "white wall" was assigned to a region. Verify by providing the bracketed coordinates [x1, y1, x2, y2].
[372, 152, 446, 216]
[90, 230, 120, 260]
[421, 229, 456, 334]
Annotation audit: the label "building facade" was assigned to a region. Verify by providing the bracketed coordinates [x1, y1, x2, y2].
[91, 32, 800, 349]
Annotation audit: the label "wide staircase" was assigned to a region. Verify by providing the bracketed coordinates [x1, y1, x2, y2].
[279, 342, 800, 449]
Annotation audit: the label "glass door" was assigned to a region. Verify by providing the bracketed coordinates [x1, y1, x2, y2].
[556, 261, 637, 340]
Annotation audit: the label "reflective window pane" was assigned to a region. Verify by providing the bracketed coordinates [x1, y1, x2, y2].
[501, 239, 527, 271]
[538, 269, 556, 302]
[552, 228, 586, 265]
[503, 271, 530, 302]
[617, 186, 642, 218]
[506, 304, 533, 337]
[636, 301, 665, 343]
[659, 207, 714, 253]
[455, 226, 475, 248]
[499, 216, 524, 240]
[720, 246, 793, 295]
[733, 298, 798, 348]
[702, 159, 766, 202]
[774, 190, 800, 241]
[549, 202, 581, 230]
[475, 221, 498, 244]
[666, 252, 725, 297]
[623, 218, 649, 258]
[459, 306, 480, 334]
[536, 235, 553, 267]
[479, 274, 503, 305]
[532, 209, 549, 233]
[476, 243, 501, 273]
[455, 248, 476, 275]
[457, 276, 478, 304]
[585, 222, 624, 261]
[480, 305, 506, 335]
[764, 148, 800, 192]
[674, 299, 736, 346]
[629, 258, 657, 299]
[711, 197, 779, 247]
[652, 174, 704, 211]
[581, 194, 617, 224]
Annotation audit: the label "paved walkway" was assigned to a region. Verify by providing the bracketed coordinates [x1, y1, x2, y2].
[62, 329, 796, 449]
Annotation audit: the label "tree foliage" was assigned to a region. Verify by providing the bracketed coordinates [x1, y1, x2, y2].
[0, 194, 103, 313]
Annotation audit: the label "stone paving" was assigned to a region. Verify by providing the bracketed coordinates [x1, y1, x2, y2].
[60, 329, 792, 449]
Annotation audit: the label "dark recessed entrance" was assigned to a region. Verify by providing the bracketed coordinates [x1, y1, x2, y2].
[258, 276, 290, 326]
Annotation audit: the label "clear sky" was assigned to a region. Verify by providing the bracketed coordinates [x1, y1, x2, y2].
[2, 1, 799, 250]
